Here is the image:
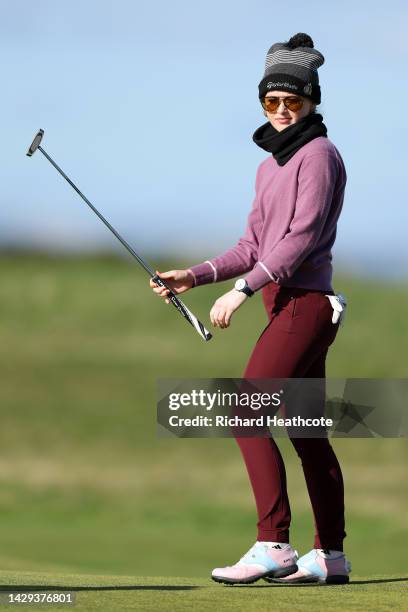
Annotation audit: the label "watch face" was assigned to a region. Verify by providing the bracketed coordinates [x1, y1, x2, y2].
[235, 279, 246, 291]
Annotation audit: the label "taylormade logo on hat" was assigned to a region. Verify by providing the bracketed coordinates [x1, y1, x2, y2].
[266, 82, 297, 90]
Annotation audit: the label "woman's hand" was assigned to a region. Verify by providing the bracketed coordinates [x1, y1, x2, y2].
[149, 269, 195, 304]
[210, 289, 248, 329]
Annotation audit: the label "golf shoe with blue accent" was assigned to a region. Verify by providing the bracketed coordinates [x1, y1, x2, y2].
[211, 542, 298, 585]
[264, 548, 351, 584]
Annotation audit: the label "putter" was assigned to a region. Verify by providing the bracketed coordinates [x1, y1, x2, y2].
[26, 129, 212, 342]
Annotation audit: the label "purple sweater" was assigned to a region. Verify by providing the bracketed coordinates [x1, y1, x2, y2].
[189, 136, 347, 293]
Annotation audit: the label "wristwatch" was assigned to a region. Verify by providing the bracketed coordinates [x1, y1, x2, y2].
[234, 278, 254, 297]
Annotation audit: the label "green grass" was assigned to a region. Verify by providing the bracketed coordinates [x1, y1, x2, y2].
[0, 253, 406, 598]
[0, 570, 406, 612]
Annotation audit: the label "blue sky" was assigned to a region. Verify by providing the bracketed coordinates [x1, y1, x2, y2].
[2, 0, 407, 279]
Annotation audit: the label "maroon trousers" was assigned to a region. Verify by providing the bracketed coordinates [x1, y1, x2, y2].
[236, 282, 346, 551]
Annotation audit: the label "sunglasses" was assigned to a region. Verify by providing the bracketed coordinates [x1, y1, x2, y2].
[261, 96, 304, 113]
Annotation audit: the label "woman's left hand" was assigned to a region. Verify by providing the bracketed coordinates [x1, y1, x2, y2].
[210, 289, 248, 329]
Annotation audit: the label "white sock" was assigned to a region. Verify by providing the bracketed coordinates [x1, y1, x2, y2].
[258, 541, 290, 549]
[318, 549, 344, 558]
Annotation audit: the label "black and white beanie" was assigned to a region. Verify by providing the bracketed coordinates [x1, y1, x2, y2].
[258, 33, 325, 104]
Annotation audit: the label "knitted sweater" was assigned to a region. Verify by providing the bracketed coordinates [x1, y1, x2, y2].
[189, 136, 347, 293]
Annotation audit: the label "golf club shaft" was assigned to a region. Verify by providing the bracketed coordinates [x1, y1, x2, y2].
[36, 145, 212, 341]
[38, 145, 154, 276]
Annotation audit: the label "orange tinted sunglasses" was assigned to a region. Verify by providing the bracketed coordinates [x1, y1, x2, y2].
[261, 96, 304, 113]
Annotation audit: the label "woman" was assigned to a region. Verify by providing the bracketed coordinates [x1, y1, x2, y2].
[151, 33, 351, 585]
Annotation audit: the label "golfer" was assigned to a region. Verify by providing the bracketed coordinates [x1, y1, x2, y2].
[151, 32, 351, 585]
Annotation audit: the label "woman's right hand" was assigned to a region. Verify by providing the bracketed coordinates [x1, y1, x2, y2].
[149, 269, 195, 304]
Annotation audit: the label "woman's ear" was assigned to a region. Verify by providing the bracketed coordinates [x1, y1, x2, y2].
[263, 110, 267, 117]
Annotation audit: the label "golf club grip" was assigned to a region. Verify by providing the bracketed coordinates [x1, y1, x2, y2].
[152, 275, 212, 342]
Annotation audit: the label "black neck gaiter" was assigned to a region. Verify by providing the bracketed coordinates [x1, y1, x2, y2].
[252, 112, 327, 166]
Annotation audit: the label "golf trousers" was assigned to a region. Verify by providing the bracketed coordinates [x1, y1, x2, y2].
[236, 281, 346, 551]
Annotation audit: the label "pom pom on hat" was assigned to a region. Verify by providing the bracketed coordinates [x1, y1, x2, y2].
[286, 33, 314, 49]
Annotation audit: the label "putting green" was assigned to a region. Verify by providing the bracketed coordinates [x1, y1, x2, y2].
[0, 571, 406, 611]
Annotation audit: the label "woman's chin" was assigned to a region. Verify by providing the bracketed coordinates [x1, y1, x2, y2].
[272, 120, 293, 131]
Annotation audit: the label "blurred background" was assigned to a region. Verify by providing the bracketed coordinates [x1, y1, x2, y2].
[0, 0, 407, 578]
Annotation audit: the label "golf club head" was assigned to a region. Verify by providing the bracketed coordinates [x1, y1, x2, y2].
[26, 129, 44, 156]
